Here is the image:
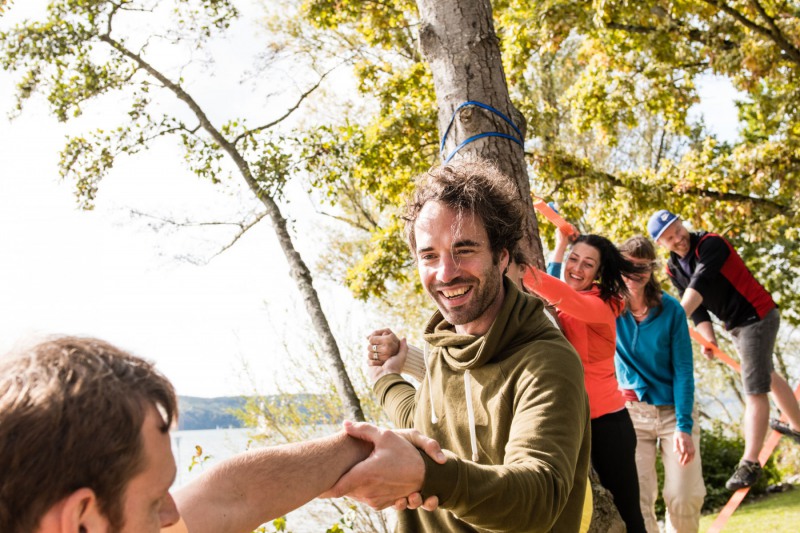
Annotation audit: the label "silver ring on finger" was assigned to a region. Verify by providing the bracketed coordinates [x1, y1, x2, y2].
[372, 353, 379, 361]
[372, 344, 378, 353]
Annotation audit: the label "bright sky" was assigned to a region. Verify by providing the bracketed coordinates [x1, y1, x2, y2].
[0, 1, 742, 398]
[0, 0, 374, 397]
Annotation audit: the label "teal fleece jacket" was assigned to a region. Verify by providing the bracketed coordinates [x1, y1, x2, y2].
[615, 291, 695, 433]
[374, 280, 591, 532]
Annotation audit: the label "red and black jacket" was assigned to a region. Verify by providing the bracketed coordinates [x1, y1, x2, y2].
[665, 231, 776, 330]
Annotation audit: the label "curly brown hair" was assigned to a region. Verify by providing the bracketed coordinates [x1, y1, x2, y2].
[403, 159, 527, 265]
[0, 336, 177, 533]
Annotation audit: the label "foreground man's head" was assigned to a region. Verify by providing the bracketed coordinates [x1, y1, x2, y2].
[403, 159, 526, 335]
[0, 336, 180, 533]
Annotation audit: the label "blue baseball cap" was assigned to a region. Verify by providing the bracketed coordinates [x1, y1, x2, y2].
[648, 209, 679, 241]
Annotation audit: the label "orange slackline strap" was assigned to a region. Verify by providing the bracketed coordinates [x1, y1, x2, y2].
[688, 327, 742, 373]
[706, 383, 800, 533]
[532, 197, 579, 238]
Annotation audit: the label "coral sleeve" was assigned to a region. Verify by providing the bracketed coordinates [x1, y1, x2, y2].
[522, 267, 615, 331]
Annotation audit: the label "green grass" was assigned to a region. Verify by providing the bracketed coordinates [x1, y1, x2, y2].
[699, 487, 800, 532]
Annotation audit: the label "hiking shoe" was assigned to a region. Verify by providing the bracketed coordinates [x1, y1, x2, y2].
[725, 460, 762, 491]
[770, 418, 800, 444]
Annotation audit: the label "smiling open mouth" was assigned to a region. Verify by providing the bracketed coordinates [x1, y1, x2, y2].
[442, 287, 471, 299]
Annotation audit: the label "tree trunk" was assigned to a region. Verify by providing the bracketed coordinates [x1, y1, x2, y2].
[413, 1, 624, 530]
[415, 0, 543, 268]
[256, 194, 367, 424]
[589, 467, 627, 533]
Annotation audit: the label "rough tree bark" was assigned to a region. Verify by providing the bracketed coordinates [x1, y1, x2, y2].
[415, 0, 544, 268]
[413, 1, 624, 530]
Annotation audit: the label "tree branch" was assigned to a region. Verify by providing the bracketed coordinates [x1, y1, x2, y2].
[703, 0, 767, 34]
[622, 170, 787, 213]
[232, 68, 332, 146]
[537, 151, 793, 215]
[96, 33, 268, 195]
[139, 123, 197, 145]
[129, 209, 269, 261]
[130, 209, 264, 229]
[208, 211, 269, 260]
[703, 0, 800, 67]
[316, 209, 374, 233]
[706, 384, 739, 424]
[654, 128, 667, 171]
[605, 21, 655, 35]
[605, 22, 737, 51]
[748, 0, 800, 65]
[726, 373, 745, 408]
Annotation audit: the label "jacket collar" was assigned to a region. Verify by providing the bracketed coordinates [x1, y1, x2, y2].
[423, 278, 553, 370]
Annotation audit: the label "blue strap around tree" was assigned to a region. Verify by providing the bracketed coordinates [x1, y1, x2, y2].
[440, 101, 524, 163]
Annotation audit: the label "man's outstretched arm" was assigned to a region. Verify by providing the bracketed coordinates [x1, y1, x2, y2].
[175, 425, 443, 533]
[175, 431, 369, 533]
[680, 287, 704, 318]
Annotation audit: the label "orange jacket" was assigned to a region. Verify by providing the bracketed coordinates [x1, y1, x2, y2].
[523, 268, 625, 419]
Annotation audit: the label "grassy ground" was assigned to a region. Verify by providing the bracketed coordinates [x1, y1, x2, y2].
[699, 487, 800, 532]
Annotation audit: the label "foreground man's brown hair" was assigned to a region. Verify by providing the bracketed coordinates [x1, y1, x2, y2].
[0, 336, 177, 533]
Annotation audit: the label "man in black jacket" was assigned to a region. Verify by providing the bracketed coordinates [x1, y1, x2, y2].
[648, 209, 800, 490]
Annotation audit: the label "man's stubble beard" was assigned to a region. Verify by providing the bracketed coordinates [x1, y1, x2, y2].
[429, 262, 504, 327]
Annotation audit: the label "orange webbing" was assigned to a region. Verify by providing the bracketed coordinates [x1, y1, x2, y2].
[532, 198, 579, 239]
[688, 327, 742, 373]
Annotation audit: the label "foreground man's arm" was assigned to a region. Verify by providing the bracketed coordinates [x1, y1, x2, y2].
[175, 427, 443, 533]
[340, 333, 590, 531]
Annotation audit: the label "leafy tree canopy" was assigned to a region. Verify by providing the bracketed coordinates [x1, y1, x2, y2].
[292, 0, 800, 324]
[5, 0, 800, 322]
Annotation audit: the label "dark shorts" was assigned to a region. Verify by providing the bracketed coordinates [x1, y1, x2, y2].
[730, 308, 780, 395]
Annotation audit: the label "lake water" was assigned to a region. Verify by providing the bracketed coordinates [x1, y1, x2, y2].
[171, 427, 255, 488]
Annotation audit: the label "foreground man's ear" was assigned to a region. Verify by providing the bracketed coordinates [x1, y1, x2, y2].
[37, 487, 108, 533]
[500, 248, 510, 274]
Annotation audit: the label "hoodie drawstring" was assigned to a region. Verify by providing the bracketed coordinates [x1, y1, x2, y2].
[423, 343, 438, 424]
[463, 370, 479, 462]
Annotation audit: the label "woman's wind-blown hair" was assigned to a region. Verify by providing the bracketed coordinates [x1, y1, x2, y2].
[618, 235, 663, 311]
[574, 234, 648, 302]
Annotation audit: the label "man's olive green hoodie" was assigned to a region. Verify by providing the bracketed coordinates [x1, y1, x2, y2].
[374, 280, 590, 532]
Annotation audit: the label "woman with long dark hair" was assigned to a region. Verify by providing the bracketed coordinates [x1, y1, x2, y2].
[616, 236, 705, 532]
[523, 228, 647, 533]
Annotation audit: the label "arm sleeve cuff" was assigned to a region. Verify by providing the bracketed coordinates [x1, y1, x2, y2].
[690, 308, 711, 325]
[373, 372, 410, 397]
[420, 449, 460, 506]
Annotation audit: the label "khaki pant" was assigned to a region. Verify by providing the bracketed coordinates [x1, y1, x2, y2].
[627, 402, 706, 533]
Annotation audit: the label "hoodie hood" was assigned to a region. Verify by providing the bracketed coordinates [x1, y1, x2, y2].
[423, 278, 554, 371]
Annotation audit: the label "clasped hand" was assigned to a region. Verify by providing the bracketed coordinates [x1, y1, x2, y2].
[365, 328, 406, 383]
[343, 329, 443, 510]
[322, 421, 445, 511]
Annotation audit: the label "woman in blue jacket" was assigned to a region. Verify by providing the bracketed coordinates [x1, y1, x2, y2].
[616, 236, 706, 533]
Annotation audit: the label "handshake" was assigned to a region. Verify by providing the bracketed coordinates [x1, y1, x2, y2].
[322, 420, 445, 511]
